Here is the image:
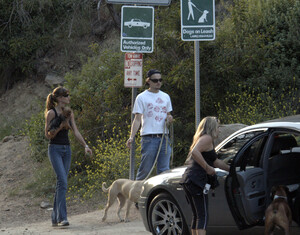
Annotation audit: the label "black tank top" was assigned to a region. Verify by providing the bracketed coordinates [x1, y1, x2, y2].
[181, 150, 217, 188]
[49, 108, 70, 145]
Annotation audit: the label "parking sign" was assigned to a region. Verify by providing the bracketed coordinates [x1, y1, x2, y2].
[181, 0, 215, 41]
[124, 53, 143, 87]
[121, 6, 154, 53]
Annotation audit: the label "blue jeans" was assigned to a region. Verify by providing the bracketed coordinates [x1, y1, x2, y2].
[48, 144, 71, 224]
[136, 136, 171, 180]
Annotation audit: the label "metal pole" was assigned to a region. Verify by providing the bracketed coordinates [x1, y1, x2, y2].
[129, 87, 137, 180]
[195, 41, 200, 130]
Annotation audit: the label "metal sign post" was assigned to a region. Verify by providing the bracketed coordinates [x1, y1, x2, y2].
[181, 0, 215, 129]
[124, 53, 143, 179]
[129, 88, 137, 180]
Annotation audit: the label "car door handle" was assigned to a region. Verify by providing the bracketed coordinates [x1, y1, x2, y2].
[251, 181, 256, 188]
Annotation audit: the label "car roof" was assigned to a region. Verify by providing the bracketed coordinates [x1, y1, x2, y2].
[264, 114, 300, 123]
[216, 119, 300, 150]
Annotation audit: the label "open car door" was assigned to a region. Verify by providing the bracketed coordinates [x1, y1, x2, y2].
[225, 132, 269, 229]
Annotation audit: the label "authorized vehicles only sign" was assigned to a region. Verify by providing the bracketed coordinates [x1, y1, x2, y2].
[121, 6, 154, 53]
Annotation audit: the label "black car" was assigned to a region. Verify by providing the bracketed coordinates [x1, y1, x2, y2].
[138, 121, 300, 234]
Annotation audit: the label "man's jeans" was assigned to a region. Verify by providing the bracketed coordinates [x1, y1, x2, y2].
[48, 144, 71, 224]
[136, 136, 171, 180]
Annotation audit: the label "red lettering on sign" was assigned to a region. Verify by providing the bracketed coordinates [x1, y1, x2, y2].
[133, 70, 140, 76]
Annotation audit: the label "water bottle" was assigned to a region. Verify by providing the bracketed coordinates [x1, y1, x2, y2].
[203, 183, 211, 194]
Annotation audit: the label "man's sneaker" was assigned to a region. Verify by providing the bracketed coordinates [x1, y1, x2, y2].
[58, 220, 69, 226]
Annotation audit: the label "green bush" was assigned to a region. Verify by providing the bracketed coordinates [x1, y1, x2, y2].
[22, 0, 300, 200]
[217, 80, 299, 125]
[68, 123, 141, 201]
[24, 109, 48, 162]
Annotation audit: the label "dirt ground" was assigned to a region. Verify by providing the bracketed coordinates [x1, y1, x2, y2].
[0, 135, 146, 234]
[0, 80, 148, 234]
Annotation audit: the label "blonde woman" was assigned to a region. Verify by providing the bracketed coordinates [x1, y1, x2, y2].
[181, 117, 229, 235]
[44, 86, 92, 227]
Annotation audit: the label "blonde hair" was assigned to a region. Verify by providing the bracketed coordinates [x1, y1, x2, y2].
[189, 116, 219, 152]
[44, 86, 69, 117]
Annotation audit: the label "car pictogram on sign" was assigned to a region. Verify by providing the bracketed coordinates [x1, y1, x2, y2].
[124, 19, 150, 29]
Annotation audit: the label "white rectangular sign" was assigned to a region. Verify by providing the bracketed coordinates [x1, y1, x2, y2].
[106, 0, 171, 5]
[124, 53, 143, 88]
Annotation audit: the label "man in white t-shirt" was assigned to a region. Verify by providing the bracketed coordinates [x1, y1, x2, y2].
[126, 69, 173, 180]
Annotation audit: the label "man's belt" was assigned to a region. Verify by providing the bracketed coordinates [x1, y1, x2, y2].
[141, 134, 164, 138]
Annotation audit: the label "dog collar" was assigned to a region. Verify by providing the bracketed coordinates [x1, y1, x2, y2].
[274, 195, 287, 201]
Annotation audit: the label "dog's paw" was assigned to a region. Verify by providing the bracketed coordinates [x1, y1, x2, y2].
[124, 219, 130, 223]
[101, 217, 106, 222]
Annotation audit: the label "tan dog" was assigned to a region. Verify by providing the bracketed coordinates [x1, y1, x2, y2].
[101, 179, 144, 222]
[265, 185, 292, 235]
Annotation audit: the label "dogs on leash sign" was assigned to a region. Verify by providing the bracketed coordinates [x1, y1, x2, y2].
[124, 53, 143, 88]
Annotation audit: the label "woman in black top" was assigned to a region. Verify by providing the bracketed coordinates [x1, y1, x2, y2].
[181, 116, 229, 235]
[44, 86, 92, 227]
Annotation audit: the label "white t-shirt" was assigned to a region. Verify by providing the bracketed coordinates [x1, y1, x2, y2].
[133, 90, 173, 136]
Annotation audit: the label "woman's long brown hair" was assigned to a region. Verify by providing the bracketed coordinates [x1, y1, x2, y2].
[44, 86, 69, 117]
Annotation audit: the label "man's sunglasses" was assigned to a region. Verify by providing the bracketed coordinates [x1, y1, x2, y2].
[62, 94, 70, 97]
[150, 78, 163, 83]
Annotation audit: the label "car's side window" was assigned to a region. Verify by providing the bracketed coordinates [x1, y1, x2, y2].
[217, 131, 264, 164]
[268, 132, 300, 187]
[237, 136, 268, 170]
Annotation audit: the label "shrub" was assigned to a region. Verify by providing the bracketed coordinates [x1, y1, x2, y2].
[68, 123, 141, 201]
[217, 79, 300, 125]
[24, 109, 48, 162]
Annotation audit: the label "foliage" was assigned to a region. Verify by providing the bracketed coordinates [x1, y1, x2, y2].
[14, 0, 300, 199]
[209, 0, 300, 99]
[23, 109, 48, 162]
[217, 79, 300, 125]
[68, 124, 141, 200]
[0, 0, 116, 90]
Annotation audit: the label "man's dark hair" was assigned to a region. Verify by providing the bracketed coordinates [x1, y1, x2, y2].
[147, 69, 161, 78]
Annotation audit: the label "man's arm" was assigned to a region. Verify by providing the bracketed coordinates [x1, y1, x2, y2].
[126, 113, 142, 149]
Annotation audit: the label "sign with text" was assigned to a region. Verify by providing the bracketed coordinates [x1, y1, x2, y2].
[106, 0, 171, 5]
[121, 6, 154, 53]
[181, 0, 215, 41]
[124, 53, 143, 88]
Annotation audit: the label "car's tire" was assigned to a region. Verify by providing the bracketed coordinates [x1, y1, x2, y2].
[128, 24, 132, 28]
[148, 193, 189, 235]
[143, 25, 147, 29]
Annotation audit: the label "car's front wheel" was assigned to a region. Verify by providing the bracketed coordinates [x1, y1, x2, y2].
[148, 193, 189, 235]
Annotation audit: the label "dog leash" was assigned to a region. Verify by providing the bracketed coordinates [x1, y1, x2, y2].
[144, 121, 173, 180]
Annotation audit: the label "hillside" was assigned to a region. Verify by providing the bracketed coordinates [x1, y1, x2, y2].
[0, 80, 100, 228]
